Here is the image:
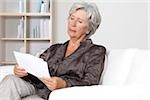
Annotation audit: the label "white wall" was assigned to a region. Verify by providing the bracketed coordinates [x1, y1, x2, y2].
[91, 2, 148, 49]
[148, 1, 150, 49]
[0, 1, 3, 61]
[52, 0, 149, 49]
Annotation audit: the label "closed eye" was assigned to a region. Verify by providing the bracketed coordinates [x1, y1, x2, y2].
[78, 20, 83, 23]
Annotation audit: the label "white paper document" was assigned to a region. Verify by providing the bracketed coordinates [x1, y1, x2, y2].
[14, 51, 50, 78]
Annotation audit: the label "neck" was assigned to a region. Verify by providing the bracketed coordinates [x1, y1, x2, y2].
[69, 38, 83, 47]
[68, 40, 79, 47]
[69, 34, 86, 44]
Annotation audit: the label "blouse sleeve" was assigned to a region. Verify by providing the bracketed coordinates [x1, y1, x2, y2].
[62, 46, 106, 87]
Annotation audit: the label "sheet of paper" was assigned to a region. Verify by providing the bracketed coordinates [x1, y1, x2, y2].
[14, 51, 50, 78]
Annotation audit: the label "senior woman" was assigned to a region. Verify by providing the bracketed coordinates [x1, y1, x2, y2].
[0, 2, 106, 100]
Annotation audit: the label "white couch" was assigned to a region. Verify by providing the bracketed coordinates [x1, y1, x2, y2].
[0, 48, 150, 100]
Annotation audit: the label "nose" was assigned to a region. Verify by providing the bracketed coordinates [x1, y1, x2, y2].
[71, 19, 77, 27]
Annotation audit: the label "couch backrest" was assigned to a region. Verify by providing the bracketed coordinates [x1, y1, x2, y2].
[125, 50, 150, 85]
[100, 49, 150, 86]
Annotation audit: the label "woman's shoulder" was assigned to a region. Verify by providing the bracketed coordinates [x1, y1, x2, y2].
[48, 40, 69, 50]
[85, 39, 106, 53]
[50, 43, 62, 48]
[50, 43, 65, 49]
[49, 41, 69, 49]
[90, 44, 106, 53]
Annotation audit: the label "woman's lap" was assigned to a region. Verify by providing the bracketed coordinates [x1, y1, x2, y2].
[0, 74, 44, 100]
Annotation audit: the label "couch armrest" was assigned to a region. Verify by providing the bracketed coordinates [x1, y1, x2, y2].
[49, 85, 150, 100]
[0, 65, 14, 82]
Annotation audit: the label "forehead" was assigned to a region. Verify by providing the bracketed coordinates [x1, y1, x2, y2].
[71, 9, 88, 20]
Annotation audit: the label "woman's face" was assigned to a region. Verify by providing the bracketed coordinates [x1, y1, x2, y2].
[68, 9, 89, 39]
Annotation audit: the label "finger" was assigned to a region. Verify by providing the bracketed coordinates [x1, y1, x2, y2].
[42, 78, 55, 87]
[46, 85, 55, 91]
[44, 82, 56, 91]
[14, 68, 27, 74]
[42, 78, 53, 85]
[41, 77, 51, 81]
[15, 70, 27, 75]
[42, 79, 58, 91]
[14, 66, 27, 73]
[15, 71, 28, 76]
[15, 67, 26, 71]
[15, 73, 28, 77]
[14, 68, 28, 77]
[14, 69, 25, 75]
[45, 79, 58, 89]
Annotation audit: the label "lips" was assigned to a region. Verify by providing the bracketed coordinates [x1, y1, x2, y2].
[69, 28, 76, 33]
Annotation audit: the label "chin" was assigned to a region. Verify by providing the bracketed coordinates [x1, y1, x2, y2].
[68, 32, 76, 37]
[69, 35, 76, 39]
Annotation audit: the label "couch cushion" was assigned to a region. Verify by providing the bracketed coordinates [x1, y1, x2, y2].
[125, 50, 150, 85]
[102, 49, 137, 85]
[49, 85, 150, 100]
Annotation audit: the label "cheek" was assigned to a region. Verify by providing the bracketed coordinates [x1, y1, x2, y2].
[77, 25, 88, 33]
[67, 22, 71, 31]
[67, 21, 70, 28]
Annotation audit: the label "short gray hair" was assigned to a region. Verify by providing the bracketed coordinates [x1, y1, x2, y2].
[69, 2, 101, 38]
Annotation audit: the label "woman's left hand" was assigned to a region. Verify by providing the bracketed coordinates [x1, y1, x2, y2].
[40, 77, 66, 91]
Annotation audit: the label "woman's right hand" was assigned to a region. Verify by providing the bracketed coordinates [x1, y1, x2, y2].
[14, 65, 28, 77]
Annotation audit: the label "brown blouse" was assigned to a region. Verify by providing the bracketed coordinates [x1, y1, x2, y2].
[22, 39, 106, 99]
